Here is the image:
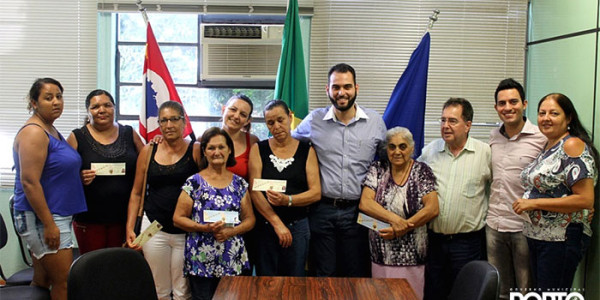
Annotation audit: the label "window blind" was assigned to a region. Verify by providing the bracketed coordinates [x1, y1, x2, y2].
[0, 0, 97, 186]
[309, 0, 527, 144]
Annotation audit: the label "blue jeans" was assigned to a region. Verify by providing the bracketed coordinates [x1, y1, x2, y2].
[309, 201, 370, 277]
[527, 223, 590, 292]
[424, 229, 485, 300]
[255, 217, 310, 276]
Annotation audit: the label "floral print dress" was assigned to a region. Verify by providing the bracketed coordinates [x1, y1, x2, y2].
[182, 173, 249, 277]
[521, 135, 597, 241]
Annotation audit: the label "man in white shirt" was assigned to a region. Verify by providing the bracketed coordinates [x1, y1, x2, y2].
[487, 78, 546, 299]
[418, 98, 491, 300]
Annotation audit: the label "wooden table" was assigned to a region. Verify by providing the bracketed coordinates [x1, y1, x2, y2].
[213, 276, 419, 300]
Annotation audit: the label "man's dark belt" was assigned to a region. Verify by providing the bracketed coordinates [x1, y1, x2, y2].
[321, 196, 359, 207]
[428, 228, 485, 241]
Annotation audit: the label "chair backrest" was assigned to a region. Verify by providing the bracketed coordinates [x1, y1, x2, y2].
[0, 212, 8, 250]
[67, 247, 158, 300]
[448, 260, 500, 300]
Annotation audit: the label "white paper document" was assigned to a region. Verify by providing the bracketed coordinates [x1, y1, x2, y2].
[357, 213, 391, 231]
[203, 210, 240, 226]
[252, 179, 287, 192]
[133, 220, 162, 247]
[91, 162, 126, 176]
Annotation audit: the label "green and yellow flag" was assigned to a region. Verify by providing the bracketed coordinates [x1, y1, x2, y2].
[274, 0, 308, 129]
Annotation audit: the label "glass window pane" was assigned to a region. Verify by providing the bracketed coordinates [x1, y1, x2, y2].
[150, 14, 198, 43]
[249, 122, 269, 140]
[118, 13, 198, 43]
[119, 86, 142, 115]
[118, 13, 145, 42]
[190, 122, 222, 138]
[161, 46, 198, 84]
[118, 45, 196, 84]
[178, 87, 219, 117]
[118, 45, 145, 83]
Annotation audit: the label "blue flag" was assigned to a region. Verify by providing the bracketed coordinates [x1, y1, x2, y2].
[383, 32, 430, 158]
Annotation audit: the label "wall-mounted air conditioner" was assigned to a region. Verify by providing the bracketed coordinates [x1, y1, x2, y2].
[201, 24, 283, 81]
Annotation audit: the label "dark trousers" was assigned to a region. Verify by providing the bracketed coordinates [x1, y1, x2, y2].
[309, 200, 370, 277]
[255, 217, 310, 276]
[189, 276, 220, 300]
[527, 223, 590, 292]
[424, 228, 486, 300]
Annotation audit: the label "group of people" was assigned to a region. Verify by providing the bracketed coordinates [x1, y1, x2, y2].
[11, 63, 597, 300]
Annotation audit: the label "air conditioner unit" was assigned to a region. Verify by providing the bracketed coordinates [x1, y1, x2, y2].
[201, 24, 283, 81]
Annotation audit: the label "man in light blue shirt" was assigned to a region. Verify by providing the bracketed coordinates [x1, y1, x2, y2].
[293, 63, 386, 277]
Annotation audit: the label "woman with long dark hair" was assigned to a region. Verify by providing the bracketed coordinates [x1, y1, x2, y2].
[513, 93, 598, 292]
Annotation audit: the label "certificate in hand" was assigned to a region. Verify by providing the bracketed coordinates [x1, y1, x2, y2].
[91, 162, 126, 176]
[356, 213, 391, 231]
[203, 210, 240, 226]
[133, 220, 162, 247]
[252, 179, 286, 192]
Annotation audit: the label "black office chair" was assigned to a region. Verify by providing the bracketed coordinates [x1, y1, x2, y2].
[68, 247, 158, 300]
[3, 196, 35, 286]
[448, 260, 500, 300]
[0, 213, 50, 300]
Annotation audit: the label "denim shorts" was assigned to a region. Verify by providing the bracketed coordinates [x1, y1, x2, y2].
[13, 210, 74, 259]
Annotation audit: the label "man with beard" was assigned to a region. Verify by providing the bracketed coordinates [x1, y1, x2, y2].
[418, 98, 491, 300]
[293, 63, 386, 277]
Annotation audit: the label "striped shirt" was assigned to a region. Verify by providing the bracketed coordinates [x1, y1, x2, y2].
[418, 137, 491, 234]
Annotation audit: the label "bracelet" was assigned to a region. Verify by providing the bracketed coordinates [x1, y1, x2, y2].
[288, 195, 293, 207]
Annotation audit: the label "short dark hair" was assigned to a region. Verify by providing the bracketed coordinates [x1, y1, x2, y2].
[328, 63, 356, 85]
[443, 98, 473, 122]
[539, 93, 599, 171]
[85, 89, 115, 108]
[159, 101, 185, 122]
[198, 127, 237, 170]
[263, 100, 290, 115]
[494, 78, 525, 104]
[27, 78, 63, 112]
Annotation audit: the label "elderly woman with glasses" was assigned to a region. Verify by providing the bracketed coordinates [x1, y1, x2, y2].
[126, 101, 201, 300]
[359, 126, 439, 299]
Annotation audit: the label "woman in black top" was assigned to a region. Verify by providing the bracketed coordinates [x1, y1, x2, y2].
[126, 101, 201, 300]
[248, 100, 321, 276]
[67, 89, 144, 254]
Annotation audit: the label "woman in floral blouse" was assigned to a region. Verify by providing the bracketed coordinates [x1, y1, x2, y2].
[359, 126, 439, 299]
[513, 93, 598, 292]
[173, 127, 255, 300]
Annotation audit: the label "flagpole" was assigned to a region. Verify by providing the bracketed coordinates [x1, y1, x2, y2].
[426, 9, 440, 32]
[136, 0, 149, 24]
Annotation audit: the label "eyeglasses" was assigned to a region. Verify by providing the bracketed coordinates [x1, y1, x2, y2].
[438, 117, 461, 126]
[158, 116, 184, 125]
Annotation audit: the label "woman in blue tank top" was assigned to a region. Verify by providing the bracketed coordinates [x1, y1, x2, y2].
[13, 78, 87, 300]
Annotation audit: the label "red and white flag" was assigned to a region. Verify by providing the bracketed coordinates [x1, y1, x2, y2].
[139, 22, 193, 142]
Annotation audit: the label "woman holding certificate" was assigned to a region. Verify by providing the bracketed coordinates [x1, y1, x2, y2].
[126, 101, 201, 300]
[248, 100, 321, 276]
[67, 89, 144, 254]
[173, 127, 255, 300]
[358, 127, 438, 299]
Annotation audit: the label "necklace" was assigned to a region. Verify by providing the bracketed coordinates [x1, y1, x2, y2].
[392, 160, 413, 186]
